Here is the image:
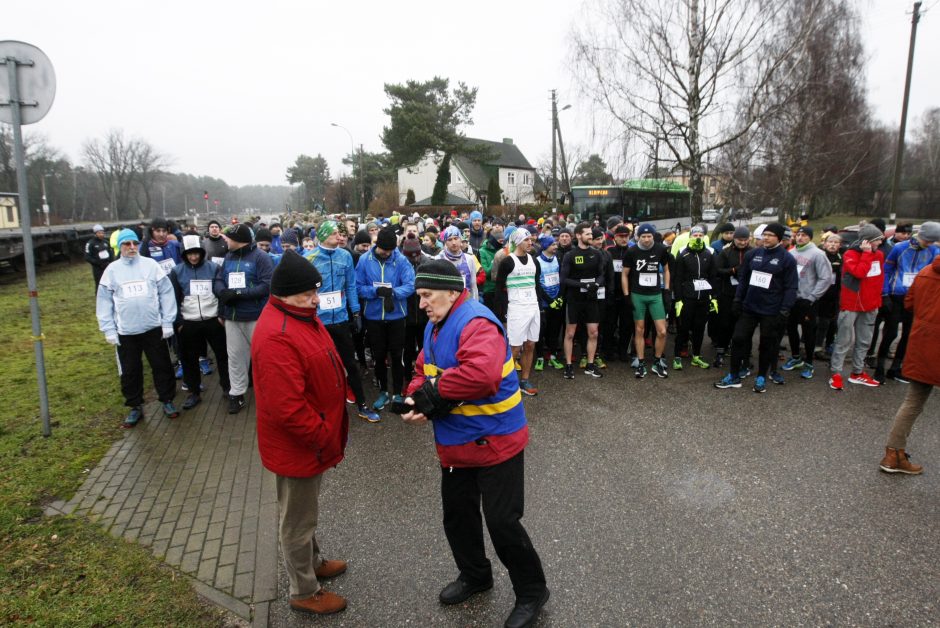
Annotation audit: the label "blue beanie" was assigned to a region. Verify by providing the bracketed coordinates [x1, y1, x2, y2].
[470, 210, 483, 221]
[504, 225, 517, 241]
[637, 223, 656, 237]
[116, 228, 139, 247]
[538, 234, 555, 250]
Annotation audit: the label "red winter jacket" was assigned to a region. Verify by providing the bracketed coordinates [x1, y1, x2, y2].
[839, 247, 884, 312]
[252, 298, 349, 478]
[902, 256, 940, 387]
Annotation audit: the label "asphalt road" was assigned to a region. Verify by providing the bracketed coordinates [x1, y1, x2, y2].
[269, 357, 939, 627]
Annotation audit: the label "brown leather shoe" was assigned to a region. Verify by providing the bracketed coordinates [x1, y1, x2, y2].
[315, 559, 348, 579]
[290, 589, 347, 615]
[879, 447, 924, 475]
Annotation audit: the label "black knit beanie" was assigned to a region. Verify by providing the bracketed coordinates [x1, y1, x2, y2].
[414, 259, 465, 291]
[271, 250, 322, 297]
[376, 227, 398, 251]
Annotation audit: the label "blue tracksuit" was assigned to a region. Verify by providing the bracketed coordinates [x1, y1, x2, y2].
[305, 245, 360, 325]
[355, 247, 415, 321]
[735, 244, 799, 316]
[883, 240, 940, 297]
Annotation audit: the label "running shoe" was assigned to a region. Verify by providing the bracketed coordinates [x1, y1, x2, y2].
[182, 393, 201, 410]
[346, 385, 355, 404]
[122, 406, 143, 428]
[769, 371, 785, 385]
[584, 363, 603, 378]
[630, 357, 641, 369]
[549, 355, 564, 370]
[828, 373, 844, 391]
[357, 405, 381, 423]
[887, 369, 910, 384]
[781, 357, 804, 371]
[373, 392, 390, 411]
[174, 363, 183, 379]
[873, 366, 886, 385]
[672, 357, 683, 371]
[848, 371, 880, 387]
[690, 355, 710, 369]
[392, 394, 404, 405]
[635, 363, 648, 379]
[738, 367, 751, 380]
[800, 364, 814, 379]
[520, 380, 539, 396]
[534, 357, 544, 372]
[651, 359, 668, 379]
[714, 374, 742, 389]
[595, 356, 607, 369]
[563, 364, 574, 380]
[228, 394, 246, 414]
[163, 402, 180, 418]
[753, 375, 767, 393]
[579, 356, 588, 369]
[199, 357, 213, 376]
[711, 354, 724, 369]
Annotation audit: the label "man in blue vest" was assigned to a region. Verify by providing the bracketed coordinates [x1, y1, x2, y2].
[401, 260, 549, 628]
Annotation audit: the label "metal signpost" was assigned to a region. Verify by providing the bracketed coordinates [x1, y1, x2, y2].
[0, 41, 57, 437]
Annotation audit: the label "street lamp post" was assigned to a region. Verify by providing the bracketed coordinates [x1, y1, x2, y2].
[331, 122, 366, 220]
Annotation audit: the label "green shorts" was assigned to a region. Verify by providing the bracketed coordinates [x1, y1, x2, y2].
[631, 292, 666, 321]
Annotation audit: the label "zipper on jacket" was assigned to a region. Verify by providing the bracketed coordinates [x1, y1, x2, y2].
[327, 350, 342, 388]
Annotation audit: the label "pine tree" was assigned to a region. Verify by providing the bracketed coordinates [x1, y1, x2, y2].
[405, 188, 416, 205]
[486, 176, 502, 207]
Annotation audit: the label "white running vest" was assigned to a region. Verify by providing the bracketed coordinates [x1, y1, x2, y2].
[507, 254, 538, 307]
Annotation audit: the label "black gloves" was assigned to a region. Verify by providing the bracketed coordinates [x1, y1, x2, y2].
[375, 286, 393, 298]
[351, 313, 362, 333]
[218, 288, 238, 305]
[585, 282, 599, 297]
[410, 378, 458, 420]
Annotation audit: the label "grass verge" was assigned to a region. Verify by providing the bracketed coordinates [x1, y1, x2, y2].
[0, 262, 226, 625]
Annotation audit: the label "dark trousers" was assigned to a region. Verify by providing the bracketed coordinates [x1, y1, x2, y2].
[675, 300, 709, 357]
[326, 321, 365, 406]
[786, 298, 818, 365]
[538, 306, 564, 357]
[876, 295, 913, 371]
[91, 265, 105, 294]
[179, 318, 230, 393]
[441, 450, 546, 602]
[365, 318, 406, 395]
[117, 327, 176, 407]
[602, 297, 632, 358]
[404, 321, 426, 374]
[730, 312, 780, 378]
[712, 295, 738, 354]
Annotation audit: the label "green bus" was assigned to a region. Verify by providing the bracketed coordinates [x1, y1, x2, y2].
[571, 179, 692, 231]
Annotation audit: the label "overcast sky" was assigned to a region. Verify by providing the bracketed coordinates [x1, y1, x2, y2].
[5, 0, 938, 187]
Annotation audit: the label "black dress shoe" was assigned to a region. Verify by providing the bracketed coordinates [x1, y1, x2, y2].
[438, 578, 493, 605]
[504, 588, 550, 628]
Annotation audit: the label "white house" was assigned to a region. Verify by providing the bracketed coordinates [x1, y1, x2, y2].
[398, 137, 541, 206]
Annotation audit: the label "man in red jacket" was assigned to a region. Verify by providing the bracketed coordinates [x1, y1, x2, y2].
[879, 255, 940, 474]
[252, 250, 350, 616]
[829, 224, 885, 391]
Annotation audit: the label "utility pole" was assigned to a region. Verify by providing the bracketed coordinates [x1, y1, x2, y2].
[557, 115, 570, 204]
[359, 143, 366, 221]
[889, 1, 922, 219]
[551, 90, 558, 204]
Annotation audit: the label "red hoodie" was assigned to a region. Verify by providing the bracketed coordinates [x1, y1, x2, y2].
[840, 247, 884, 312]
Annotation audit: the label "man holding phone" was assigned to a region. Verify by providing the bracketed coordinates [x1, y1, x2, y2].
[399, 260, 549, 628]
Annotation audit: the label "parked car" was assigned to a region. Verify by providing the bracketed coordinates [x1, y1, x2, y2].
[760, 207, 778, 217]
[701, 209, 720, 222]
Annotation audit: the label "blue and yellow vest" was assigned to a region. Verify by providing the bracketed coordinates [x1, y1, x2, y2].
[422, 299, 526, 446]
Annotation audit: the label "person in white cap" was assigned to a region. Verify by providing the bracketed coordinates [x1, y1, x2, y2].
[84, 224, 114, 292]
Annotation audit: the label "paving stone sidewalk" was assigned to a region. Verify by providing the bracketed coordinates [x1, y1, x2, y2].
[55, 372, 278, 626]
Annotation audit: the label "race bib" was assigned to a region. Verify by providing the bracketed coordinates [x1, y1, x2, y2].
[750, 271, 772, 289]
[597, 286, 606, 300]
[320, 291, 342, 311]
[98, 250, 109, 260]
[227, 272, 246, 289]
[867, 261, 881, 277]
[211, 256, 225, 267]
[519, 288, 536, 302]
[693, 279, 712, 291]
[903, 272, 917, 288]
[373, 281, 392, 289]
[159, 258, 176, 272]
[613, 260, 623, 273]
[639, 273, 658, 287]
[543, 272, 559, 287]
[121, 281, 148, 299]
[190, 280, 212, 297]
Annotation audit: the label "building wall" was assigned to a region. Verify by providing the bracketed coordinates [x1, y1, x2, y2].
[498, 168, 536, 204]
[397, 155, 441, 204]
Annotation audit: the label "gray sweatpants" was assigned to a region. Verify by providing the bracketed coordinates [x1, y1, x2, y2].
[276, 473, 324, 599]
[830, 309, 877, 374]
[225, 319, 256, 396]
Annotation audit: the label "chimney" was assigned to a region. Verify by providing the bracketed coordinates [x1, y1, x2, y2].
[502, 138, 513, 144]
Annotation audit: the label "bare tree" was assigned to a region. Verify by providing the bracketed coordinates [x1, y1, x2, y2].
[571, 0, 826, 218]
[82, 129, 169, 220]
[908, 108, 940, 211]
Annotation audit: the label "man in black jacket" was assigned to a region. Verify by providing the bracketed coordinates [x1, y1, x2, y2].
[84, 224, 114, 292]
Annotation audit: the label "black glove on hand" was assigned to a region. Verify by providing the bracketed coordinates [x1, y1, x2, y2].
[218, 288, 238, 305]
[586, 282, 599, 297]
[410, 378, 458, 420]
[375, 286, 393, 298]
[731, 300, 743, 317]
[351, 313, 362, 333]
